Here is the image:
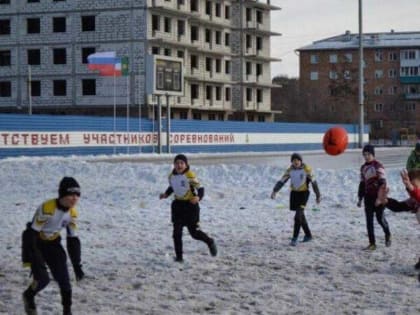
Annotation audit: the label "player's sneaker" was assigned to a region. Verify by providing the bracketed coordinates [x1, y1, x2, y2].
[363, 244, 376, 251]
[302, 235, 313, 242]
[290, 237, 298, 246]
[385, 235, 392, 247]
[174, 257, 183, 263]
[208, 240, 217, 257]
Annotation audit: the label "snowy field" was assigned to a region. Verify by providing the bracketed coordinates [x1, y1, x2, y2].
[0, 150, 418, 315]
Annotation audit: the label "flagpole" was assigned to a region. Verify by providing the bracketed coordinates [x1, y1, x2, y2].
[113, 71, 116, 155]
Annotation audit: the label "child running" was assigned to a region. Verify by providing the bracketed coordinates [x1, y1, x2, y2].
[357, 144, 391, 250]
[159, 154, 217, 262]
[271, 153, 321, 246]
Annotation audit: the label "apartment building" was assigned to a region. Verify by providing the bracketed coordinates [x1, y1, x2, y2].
[297, 31, 420, 138]
[0, 0, 279, 121]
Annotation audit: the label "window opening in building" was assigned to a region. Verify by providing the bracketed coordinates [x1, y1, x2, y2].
[30, 80, 40, 96]
[28, 49, 41, 65]
[53, 48, 67, 64]
[0, 50, 11, 66]
[81, 16, 95, 32]
[53, 80, 66, 96]
[0, 81, 11, 97]
[53, 17, 66, 32]
[82, 79, 96, 95]
[82, 47, 95, 64]
[27, 18, 40, 34]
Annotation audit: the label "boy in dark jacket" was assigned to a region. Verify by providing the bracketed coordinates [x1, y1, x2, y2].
[271, 153, 321, 246]
[357, 144, 391, 250]
[160, 154, 217, 262]
[22, 177, 85, 315]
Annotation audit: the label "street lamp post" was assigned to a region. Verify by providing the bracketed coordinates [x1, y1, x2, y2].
[358, 0, 364, 147]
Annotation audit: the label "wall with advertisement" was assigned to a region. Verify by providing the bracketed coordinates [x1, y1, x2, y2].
[0, 114, 368, 158]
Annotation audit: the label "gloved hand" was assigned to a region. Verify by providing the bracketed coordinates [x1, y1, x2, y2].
[74, 265, 85, 281]
[357, 199, 362, 208]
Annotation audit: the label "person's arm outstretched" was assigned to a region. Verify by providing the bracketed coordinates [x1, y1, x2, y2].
[271, 170, 290, 199]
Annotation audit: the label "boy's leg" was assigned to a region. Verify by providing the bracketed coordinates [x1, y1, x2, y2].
[171, 200, 186, 261]
[386, 198, 412, 212]
[23, 247, 50, 314]
[375, 207, 391, 245]
[364, 206, 376, 246]
[173, 223, 184, 261]
[41, 241, 72, 313]
[61, 289, 72, 315]
[300, 211, 312, 238]
[293, 209, 304, 239]
[187, 224, 217, 256]
[290, 191, 310, 244]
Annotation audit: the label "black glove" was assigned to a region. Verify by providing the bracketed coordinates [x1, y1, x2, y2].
[67, 237, 85, 281]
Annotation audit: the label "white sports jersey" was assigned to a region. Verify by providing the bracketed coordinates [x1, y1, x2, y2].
[31, 199, 78, 240]
[280, 164, 315, 191]
[168, 169, 201, 201]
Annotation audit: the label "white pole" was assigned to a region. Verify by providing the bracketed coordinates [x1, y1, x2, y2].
[113, 72, 116, 154]
[126, 74, 130, 154]
[166, 94, 171, 154]
[152, 101, 155, 153]
[358, 0, 364, 147]
[28, 65, 32, 115]
[139, 87, 142, 154]
[157, 95, 162, 154]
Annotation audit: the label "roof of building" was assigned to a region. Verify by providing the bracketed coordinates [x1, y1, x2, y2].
[297, 31, 420, 51]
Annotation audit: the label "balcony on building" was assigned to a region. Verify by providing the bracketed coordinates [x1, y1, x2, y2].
[400, 76, 420, 84]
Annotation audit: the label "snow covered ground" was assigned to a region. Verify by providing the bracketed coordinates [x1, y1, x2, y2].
[0, 150, 418, 315]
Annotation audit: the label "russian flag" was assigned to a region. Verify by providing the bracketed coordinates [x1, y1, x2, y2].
[87, 52, 122, 76]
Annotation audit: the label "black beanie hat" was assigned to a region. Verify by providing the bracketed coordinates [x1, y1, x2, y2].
[291, 153, 303, 162]
[362, 144, 375, 156]
[58, 177, 80, 198]
[174, 154, 188, 165]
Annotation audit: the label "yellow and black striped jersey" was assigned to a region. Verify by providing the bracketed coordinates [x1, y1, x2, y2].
[31, 199, 78, 240]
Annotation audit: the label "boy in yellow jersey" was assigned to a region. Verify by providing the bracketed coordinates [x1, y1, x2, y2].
[160, 154, 217, 262]
[22, 177, 84, 315]
[271, 153, 321, 246]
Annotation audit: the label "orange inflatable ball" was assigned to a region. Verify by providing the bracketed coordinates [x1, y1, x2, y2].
[323, 127, 348, 156]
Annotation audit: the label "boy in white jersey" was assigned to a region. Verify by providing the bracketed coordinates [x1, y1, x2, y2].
[160, 154, 217, 262]
[271, 153, 321, 246]
[22, 177, 84, 315]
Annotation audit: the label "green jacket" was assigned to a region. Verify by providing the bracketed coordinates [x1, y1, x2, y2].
[406, 150, 420, 170]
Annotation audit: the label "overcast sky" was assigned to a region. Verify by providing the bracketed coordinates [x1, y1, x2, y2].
[270, 0, 420, 78]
